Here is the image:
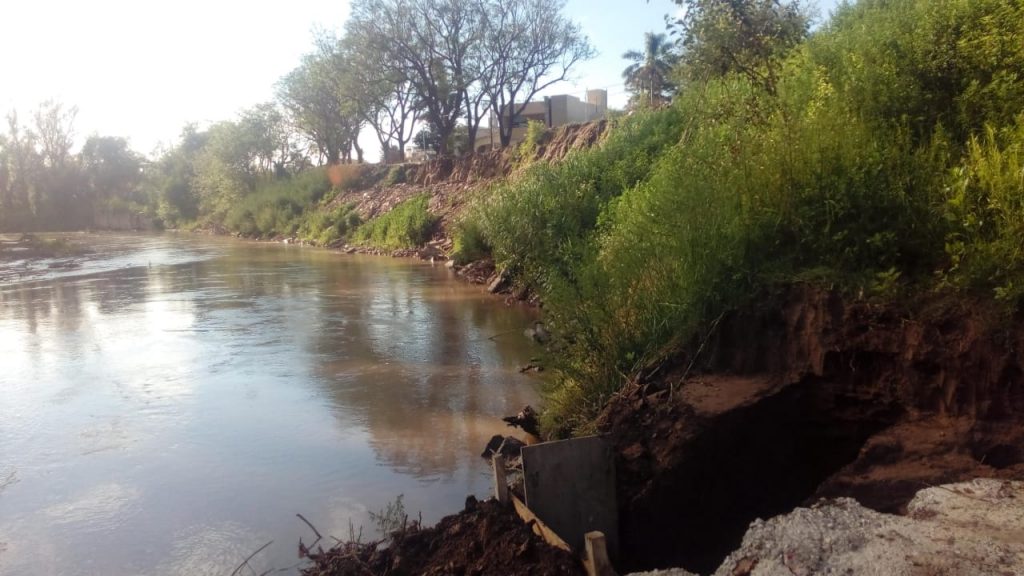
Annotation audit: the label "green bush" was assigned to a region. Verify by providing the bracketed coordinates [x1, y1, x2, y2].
[475, 106, 686, 290]
[517, 120, 550, 162]
[383, 164, 408, 187]
[352, 194, 438, 250]
[451, 217, 490, 264]
[224, 168, 333, 238]
[299, 203, 362, 246]
[944, 119, 1024, 302]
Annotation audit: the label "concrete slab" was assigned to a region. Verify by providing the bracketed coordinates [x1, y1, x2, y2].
[522, 435, 618, 558]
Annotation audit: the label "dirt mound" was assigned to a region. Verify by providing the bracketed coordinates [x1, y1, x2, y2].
[598, 286, 1024, 573]
[302, 499, 584, 576]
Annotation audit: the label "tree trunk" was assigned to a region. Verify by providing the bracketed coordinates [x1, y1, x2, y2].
[353, 139, 364, 164]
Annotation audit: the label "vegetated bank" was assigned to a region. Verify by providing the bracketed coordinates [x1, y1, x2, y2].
[307, 0, 1024, 574]
[193, 121, 608, 258]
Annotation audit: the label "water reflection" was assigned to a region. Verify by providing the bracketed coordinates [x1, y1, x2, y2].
[0, 234, 541, 575]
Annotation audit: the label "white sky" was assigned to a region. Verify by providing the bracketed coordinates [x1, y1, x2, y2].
[0, 0, 840, 160]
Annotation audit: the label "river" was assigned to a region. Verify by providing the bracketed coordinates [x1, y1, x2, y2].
[0, 233, 541, 576]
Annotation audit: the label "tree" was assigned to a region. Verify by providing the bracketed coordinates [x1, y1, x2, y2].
[622, 32, 677, 108]
[348, 0, 481, 157]
[482, 0, 594, 148]
[0, 112, 39, 225]
[32, 101, 85, 228]
[671, 0, 811, 93]
[238, 103, 293, 174]
[277, 45, 362, 165]
[147, 124, 206, 226]
[339, 33, 420, 163]
[80, 135, 144, 205]
[33, 100, 77, 168]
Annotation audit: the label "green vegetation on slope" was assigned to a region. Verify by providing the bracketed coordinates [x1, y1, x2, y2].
[352, 194, 438, 250]
[224, 169, 335, 238]
[458, 0, 1024, 436]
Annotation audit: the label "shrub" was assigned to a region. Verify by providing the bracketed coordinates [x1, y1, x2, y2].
[383, 164, 408, 187]
[944, 119, 1024, 302]
[224, 168, 333, 238]
[517, 120, 550, 162]
[477, 106, 686, 290]
[451, 217, 490, 264]
[299, 203, 362, 246]
[352, 194, 438, 250]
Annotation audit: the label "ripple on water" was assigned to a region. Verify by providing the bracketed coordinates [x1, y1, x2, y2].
[153, 521, 275, 576]
[43, 482, 141, 530]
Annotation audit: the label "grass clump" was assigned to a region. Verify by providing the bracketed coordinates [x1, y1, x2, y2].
[516, 120, 550, 163]
[299, 203, 361, 246]
[383, 164, 408, 186]
[352, 194, 438, 250]
[451, 217, 491, 264]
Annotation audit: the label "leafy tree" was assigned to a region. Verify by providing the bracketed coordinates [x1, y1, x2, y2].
[33, 100, 77, 169]
[277, 42, 362, 165]
[671, 0, 810, 93]
[339, 33, 420, 163]
[0, 112, 40, 228]
[347, 0, 481, 157]
[147, 124, 206, 226]
[238, 103, 293, 174]
[622, 32, 677, 108]
[31, 101, 86, 229]
[80, 135, 144, 206]
[482, 0, 594, 148]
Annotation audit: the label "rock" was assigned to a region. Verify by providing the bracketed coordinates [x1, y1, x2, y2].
[487, 270, 509, 293]
[523, 321, 550, 344]
[445, 259, 456, 269]
[418, 244, 444, 260]
[480, 434, 526, 459]
[712, 478, 1024, 576]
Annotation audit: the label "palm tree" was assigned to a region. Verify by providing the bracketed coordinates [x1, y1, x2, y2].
[622, 32, 677, 108]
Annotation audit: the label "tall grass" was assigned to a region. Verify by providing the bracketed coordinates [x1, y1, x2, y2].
[352, 194, 438, 250]
[459, 107, 686, 290]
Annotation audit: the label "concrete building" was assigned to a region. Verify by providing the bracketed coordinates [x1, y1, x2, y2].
[476, 89, 608, 151]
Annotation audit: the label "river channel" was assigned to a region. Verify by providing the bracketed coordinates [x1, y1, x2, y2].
[0, 233, 542, 576]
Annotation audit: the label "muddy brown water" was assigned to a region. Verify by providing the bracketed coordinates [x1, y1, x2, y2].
[0, 232, 542, 576]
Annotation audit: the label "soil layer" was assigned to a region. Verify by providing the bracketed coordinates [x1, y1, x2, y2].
[302, 499, 584, 576]
[598, 286, 1024, 573]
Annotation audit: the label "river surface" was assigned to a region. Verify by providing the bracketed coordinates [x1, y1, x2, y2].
[0, 233, 541, 576]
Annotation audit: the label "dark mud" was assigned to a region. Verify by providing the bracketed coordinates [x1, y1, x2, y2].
[301, 499, 583, 576]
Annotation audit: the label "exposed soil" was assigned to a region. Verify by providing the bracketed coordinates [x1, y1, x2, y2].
[301, 498, 584, 576]
[598, 285, 1024, 573]
[326, 121, 608, 236]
